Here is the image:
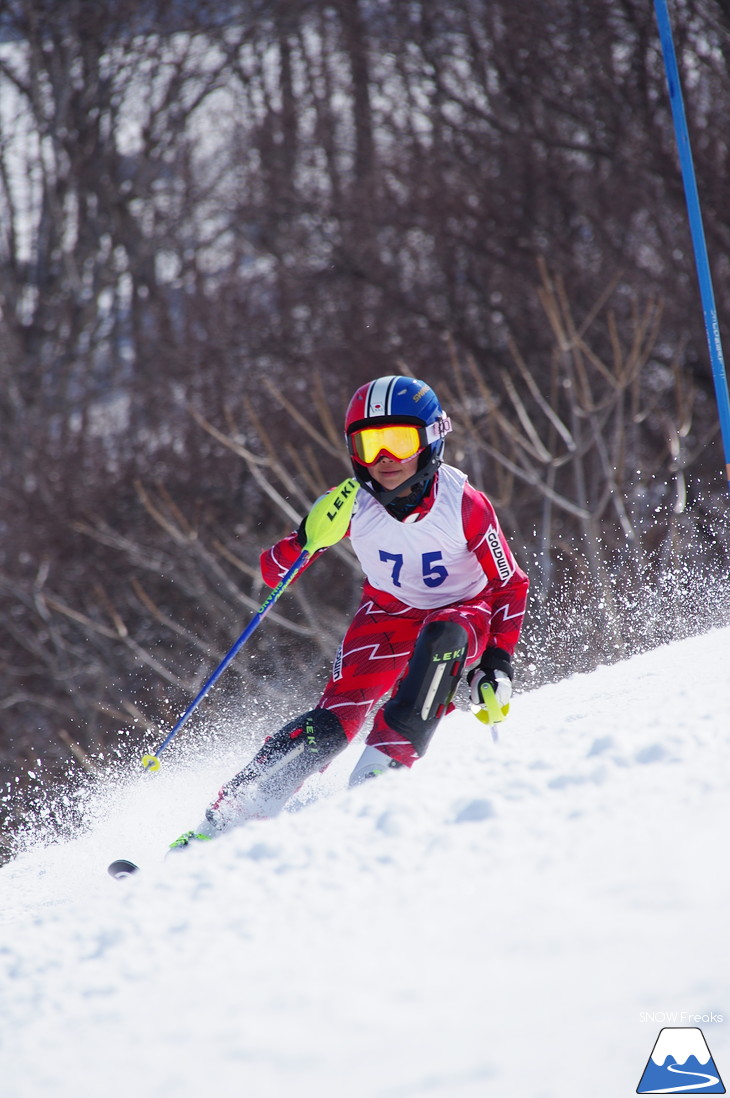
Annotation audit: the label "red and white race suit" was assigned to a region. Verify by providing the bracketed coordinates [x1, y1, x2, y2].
[260, 465, 529, 765]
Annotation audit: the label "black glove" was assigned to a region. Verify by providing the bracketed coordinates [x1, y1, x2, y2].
[466, 647, 514, 724]
[295, 516, 308, 548]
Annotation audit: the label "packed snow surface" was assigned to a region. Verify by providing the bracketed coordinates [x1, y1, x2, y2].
[2, 627, 729, 1098]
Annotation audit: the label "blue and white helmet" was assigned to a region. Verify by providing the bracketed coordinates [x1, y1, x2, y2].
[344, 375, 452, 503]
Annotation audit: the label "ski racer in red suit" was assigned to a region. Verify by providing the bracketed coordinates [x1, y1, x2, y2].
[174, 376, 529, 846]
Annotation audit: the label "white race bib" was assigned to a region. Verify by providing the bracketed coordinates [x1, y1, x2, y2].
[350, 465, 487, 609]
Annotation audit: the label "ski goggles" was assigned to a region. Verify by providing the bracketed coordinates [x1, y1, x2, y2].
[348, 416, 452, 466]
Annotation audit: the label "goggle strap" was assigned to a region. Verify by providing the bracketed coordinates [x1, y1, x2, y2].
[424, 415, 452, 443]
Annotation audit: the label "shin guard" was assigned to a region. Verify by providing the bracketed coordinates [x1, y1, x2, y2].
[208, 708, 348, 827]
[382, 619, 468, 758]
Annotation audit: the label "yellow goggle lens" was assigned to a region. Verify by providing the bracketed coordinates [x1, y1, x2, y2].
[352, 424, 423, 464]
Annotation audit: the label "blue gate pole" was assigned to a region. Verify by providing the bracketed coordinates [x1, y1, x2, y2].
[653, 0, 730, 494]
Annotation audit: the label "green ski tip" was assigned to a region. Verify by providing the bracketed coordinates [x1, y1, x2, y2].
[168, 830, 213, 850]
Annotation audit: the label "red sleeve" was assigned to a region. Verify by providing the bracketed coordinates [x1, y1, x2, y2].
[259, 531, 334, 588]
[259, 532, 308, 588]
[461, 482, 529, 655]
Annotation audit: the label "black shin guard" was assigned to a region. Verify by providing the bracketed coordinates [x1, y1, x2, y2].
[221, 708, 348, 808]
[383, 620, 469, 758]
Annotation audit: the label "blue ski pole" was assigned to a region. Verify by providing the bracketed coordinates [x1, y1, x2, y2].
[653, 0, 730, 494]
[140, 477, 358, 770]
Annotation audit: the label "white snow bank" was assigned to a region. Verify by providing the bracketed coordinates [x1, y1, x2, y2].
[1, 627, 729, 1098]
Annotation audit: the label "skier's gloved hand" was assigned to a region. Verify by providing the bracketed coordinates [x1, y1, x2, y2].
[295, 479, 359, 553]
[467, 647, 513, 725]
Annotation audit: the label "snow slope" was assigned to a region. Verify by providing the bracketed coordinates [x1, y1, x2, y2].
[2, 627, 729, 1098]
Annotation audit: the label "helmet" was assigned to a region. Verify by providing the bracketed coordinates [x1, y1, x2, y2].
[344, 376, 451, 505]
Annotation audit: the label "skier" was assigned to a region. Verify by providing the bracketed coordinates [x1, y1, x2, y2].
[172, 375, 529, 847]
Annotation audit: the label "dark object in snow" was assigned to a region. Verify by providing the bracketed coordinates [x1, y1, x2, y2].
[107, 858, 139, 880]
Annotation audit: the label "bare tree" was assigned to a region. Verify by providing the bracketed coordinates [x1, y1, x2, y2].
[2, 0, 730, 844]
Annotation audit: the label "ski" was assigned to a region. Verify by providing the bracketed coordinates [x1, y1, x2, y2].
[168, 829, 214, 850]
[107, 830, 213, 879]
[107, 858, 140, 879]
